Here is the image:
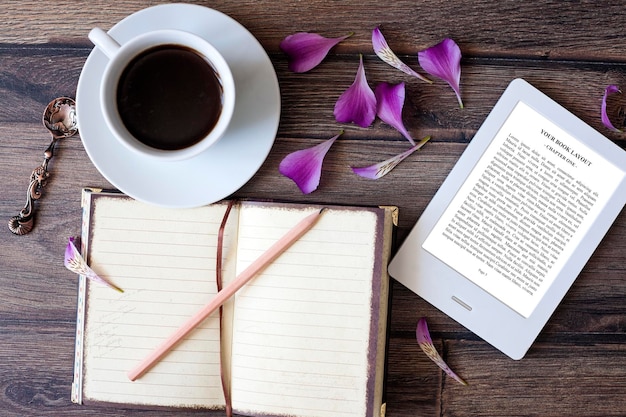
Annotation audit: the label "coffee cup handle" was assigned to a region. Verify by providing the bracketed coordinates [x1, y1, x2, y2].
[88, 27, 120, 59]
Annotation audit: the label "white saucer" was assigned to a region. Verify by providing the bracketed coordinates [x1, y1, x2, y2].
[76, 4, 280, 208]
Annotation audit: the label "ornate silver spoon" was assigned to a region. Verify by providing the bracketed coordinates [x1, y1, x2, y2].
[8, 97, 78, 235]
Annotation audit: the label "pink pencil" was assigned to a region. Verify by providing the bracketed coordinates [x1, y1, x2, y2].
[128, 208, 324, 381]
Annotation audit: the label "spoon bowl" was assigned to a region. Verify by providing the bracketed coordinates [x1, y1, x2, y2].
[43, 97, 78, 140]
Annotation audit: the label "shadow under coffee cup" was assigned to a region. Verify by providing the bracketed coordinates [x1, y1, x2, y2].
[89, 27, 236, 161]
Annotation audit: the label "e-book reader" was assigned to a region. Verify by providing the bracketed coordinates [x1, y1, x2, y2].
[388, 78, 626, 359]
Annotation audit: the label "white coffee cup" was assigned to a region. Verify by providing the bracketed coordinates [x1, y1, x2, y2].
[89, 27, 236, 161]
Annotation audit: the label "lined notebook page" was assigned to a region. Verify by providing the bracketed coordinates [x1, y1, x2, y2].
[81, 196, 238, 408]
[230, 206, 380, 417]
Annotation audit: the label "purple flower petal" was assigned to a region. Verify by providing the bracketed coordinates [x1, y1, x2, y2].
[279, 132, 342, 194]
[416, 318, 467, 386]
[64, 237, 123, 292]
[601, 85, 622, 132]
[418, 38, 464, 108]
[280, 32, 352, 73]
[334, 55, 376, 128]
[352, 136, 431, 179]
[372, 27, 431, 83]
[375, 82, 414, 145]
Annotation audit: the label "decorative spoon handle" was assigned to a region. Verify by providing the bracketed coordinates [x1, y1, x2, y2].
[8, 139, 56, 235]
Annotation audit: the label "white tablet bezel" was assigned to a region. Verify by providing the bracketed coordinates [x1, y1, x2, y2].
[388, 78, 626, 359]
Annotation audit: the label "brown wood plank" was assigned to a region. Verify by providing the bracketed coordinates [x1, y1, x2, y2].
[385, 333, 442, 417]
[2, 49, 623, 146]
[1, 1, 626, 63]
[440, 341, 626, 417]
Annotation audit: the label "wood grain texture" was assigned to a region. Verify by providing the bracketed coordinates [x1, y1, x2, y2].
[0, 1, 624, 416]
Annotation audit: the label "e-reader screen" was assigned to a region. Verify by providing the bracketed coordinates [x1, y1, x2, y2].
[422, 100, 624, 318]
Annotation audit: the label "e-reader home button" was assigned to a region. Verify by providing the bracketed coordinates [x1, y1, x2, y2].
[452, 296, 473, 311]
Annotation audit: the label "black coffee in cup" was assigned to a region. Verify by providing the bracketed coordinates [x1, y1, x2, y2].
[116, 45, 223, 151]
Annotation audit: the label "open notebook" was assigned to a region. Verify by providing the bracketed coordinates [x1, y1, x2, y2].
[71, 189, 395, 417]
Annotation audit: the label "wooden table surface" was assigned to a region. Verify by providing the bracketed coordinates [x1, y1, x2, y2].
[1, 1, 625, 416]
